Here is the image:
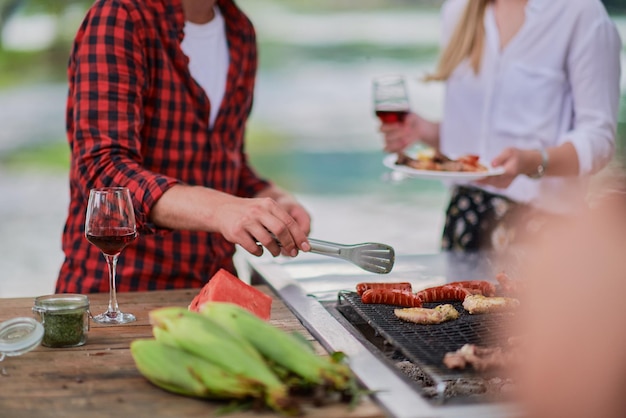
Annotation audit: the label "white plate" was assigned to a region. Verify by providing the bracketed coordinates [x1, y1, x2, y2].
[383, 154, 505, 181]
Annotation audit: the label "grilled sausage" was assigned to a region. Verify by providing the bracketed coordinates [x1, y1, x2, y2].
[415, 285, 472, 303]
[361, 288, 422, 307]
[356, 282, 412, 296]
[448, 280, 497, 297]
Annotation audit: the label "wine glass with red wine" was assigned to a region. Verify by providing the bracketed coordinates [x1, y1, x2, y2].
[373, 75, 411, 182]
[85, 187, 137, 324]
[373, 75, 410, 124]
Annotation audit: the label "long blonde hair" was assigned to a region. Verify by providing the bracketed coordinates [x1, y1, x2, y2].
[426, 0, 491, 81]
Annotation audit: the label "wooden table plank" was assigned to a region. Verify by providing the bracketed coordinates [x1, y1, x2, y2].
[0, 288, 386, 418]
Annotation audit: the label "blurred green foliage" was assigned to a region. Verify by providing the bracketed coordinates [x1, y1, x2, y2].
[0, 140, 69, 171]
[0, 48, 67, 87]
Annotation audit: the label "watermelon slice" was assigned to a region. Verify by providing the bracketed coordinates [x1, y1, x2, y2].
[188, 269, 272, 321]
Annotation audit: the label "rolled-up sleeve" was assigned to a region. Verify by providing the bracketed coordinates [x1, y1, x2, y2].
[69, 1, 180, 233]
[565, 16, 622, 175]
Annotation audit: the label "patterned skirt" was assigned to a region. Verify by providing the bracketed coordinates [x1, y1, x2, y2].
[441, 186, 555, 252]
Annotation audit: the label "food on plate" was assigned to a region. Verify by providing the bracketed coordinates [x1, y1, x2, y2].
[361, 288, 423, 307]
[394, 304, 459, 325]
[188, 268, 273, 320]
[356, 282, 412, 296]
[414, 284, 473, 303]
[396, 150, 488, 172]
[443, 343, 518, 372]
[462, 294, 520, 314]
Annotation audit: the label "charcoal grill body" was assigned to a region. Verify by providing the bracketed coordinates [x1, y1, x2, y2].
[247, 251, 523, 418]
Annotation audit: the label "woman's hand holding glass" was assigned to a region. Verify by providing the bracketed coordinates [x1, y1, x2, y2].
[380, 112, 441, 152]
[372, 76, 441, 153]
[379, 112, 421, 153]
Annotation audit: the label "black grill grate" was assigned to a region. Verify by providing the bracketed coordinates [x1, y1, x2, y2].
[337, 291, 514, 380]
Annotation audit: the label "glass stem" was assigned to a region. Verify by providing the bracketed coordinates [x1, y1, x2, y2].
[104, 254, 120, 317]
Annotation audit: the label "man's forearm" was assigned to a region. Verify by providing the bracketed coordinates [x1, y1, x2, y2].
[149, 184, 231, 232]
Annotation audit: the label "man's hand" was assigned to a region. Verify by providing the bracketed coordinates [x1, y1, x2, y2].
[214, 194, 310, 258]
[149, 184, 311, 258]
[251, 185, 311, 257]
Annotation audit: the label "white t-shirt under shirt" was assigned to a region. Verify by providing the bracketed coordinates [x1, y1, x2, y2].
[180, 7, 229, 128]
[439, 0, 621, 213]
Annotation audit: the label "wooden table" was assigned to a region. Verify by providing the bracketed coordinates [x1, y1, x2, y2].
[0, 288, 386, 418]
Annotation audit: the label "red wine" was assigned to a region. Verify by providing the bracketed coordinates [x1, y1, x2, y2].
[375, 109, 408, 124]
[86, 230, 137, 255]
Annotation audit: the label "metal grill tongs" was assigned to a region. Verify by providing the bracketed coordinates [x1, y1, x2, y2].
[307, 238, 395, 274]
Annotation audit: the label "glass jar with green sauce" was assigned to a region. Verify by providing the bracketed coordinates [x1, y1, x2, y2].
[32, 294, 90, 348]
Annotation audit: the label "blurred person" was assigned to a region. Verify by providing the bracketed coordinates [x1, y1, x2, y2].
[378, 0, 621, 251]
[513, 173, 626, 418]
[56, 0, 311, 293]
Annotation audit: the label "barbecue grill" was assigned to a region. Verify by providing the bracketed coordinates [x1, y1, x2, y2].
[248, 251, 523, 418]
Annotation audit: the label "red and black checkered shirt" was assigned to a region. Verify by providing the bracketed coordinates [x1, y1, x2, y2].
[56, 0, 269, 293]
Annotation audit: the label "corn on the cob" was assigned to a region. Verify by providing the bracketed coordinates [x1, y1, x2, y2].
[130, 339, 264, 399]
[149, 307, 298, 415]
[200, 302, 353, 390]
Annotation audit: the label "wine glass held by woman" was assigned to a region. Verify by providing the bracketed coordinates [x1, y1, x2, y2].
[85, 187, 138, 324]
[372, 75, 411, 125]
[377, 0, 621, 252]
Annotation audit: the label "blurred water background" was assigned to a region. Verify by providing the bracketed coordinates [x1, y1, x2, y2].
[1, 0, 625, 298]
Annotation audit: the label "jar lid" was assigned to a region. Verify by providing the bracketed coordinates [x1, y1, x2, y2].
[33, 294, 89, 312]
[0, 317, 44, 360]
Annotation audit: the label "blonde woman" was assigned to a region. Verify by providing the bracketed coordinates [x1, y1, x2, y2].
[380, 0, 621, 251]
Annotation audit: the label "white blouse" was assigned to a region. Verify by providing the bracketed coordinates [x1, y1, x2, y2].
[439, 0, 622, 213]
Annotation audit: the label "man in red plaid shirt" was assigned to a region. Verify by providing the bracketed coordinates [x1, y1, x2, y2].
[56, 0, 311, 293]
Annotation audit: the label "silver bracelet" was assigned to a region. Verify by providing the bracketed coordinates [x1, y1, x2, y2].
[528, 148, 549, 179]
